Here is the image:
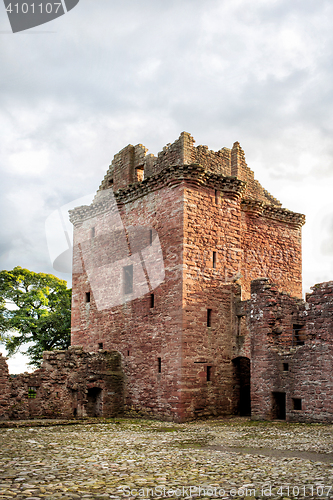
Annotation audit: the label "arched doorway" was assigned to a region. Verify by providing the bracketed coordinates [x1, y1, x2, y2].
[232, 357, 251, 416]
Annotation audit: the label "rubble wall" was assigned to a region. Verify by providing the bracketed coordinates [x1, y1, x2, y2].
[0, 348, 123, 420]
[249, 278, 333, 423]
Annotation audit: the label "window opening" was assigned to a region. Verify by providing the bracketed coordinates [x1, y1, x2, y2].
[158, 357, 161, 373]
[85, 292, 90, 303]
[98, 342, 103, 350]
[149, 229, 153, 245]
[207, 309, 212, 327]
[207, 366, 212, 382]
[215, 190, 218, 205]
[91, 227, 95, 238]
[283, 363, 289, 371]
[123, 265, 133, 294]
[293, 398, 302, 410]
[213, 251, 217, 268]
[293, 324, 304, 346]
[28, 387, 37, 399]
[150, 293, 155, 308]
[127, 350, 130, 356]
[136, 166, 144, 182]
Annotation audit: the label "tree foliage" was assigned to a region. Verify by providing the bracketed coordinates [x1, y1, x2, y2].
[0, 266, 71, 368]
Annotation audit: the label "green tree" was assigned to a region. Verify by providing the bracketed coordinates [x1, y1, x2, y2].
[0, 266, 71, 368]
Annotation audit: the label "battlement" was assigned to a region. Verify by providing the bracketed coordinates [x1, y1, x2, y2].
[98, 132, 282, 207]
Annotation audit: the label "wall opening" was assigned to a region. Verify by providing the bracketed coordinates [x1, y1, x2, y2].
[149, 229, 153, 245]
[91, 227, 95, 238]
[293, 324, 305, 346]
[85, 292, 90, 303]
[215, 189, 219, 205]
[207, 309, 212, 327]
[272, 392, 286, 420]
[283, 363, 289, 371]
[293, 398, 302, 410]
[98, 342, 103, 350]
[123, 264, 133, 295]
[136, 166, 144, 182]
[207, 366, 212, 382]
[232, 357, 251, 416]
[86, 388, 103, 417]
[158, 357, 161, 373]
[150, 293, 155, 308]
[28, 387, 37, 399]
[212, 251, 217, 268]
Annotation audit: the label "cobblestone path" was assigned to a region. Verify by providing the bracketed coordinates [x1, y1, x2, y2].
[0, 418, 332, 499]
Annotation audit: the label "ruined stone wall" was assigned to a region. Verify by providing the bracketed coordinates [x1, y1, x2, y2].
[249, 279, 333, 423]
[0, 348, 123, 420]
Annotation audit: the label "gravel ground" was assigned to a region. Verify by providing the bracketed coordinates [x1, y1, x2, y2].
[0, 418, 332, 500]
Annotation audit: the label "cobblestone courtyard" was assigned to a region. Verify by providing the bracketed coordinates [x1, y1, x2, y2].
[0, 418, 332, 500]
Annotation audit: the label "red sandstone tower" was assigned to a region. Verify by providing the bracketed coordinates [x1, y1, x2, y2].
[70, 132, 305, 422]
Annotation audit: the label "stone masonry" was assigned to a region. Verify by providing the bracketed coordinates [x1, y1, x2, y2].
[0, 348, 123, 420]
[69, 132, 309, 422]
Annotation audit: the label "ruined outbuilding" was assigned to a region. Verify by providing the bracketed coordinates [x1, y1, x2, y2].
[1, 132, 332, 423]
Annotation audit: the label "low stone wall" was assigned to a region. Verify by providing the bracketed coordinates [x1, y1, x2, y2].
[0, 347, 124, 420]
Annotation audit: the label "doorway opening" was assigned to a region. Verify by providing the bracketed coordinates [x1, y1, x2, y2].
[272, 392, 286, 420]
[86, 388, 103, 417]
[232, 357, 251, 416]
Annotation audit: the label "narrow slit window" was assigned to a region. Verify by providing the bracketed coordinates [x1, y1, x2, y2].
[158, 357, 161, 373]
[123, 264, 133, 294]
[127, 350, 130, 356]
[213, 251, 217, 268]
[85, 292, 90, 303]
[283, 363, 289, 371]
[293, 398, 302, 410]
[207, 366, 212, 382]
[150, 293, 155, 308]
[215, 190, 218, 205]
[149, 229, 153, 245]
[207, 309, 212, 327]
[98, 342, 103, 350]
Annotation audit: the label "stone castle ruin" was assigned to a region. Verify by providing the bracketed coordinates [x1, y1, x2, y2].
[0, 132, 332, 422]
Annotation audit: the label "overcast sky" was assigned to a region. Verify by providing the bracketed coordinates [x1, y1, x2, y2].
[1, 0, 333, 372]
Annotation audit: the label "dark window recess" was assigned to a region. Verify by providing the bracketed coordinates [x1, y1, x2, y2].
[215, 189, 219, 205]
[150, 293, 155, 308]
[158, 357, 162, 373]
[123, 264, 133, 294]
[28, 387, 37, 399]
[108, 178, 113, 186]
[207, 366, 212, 382]
[85, 292, 90, 303]
[207, 309, 212, 327]
[91, 227, 95, 238]
[293, 324, 305, 346]
[213, 251, 217, 268]
[283, 363, 289, 371]
[98, 343, 103, 350]
[293, 398, 302, 410]
[149, 229, 153, 245]
[127, 350, 130, 356]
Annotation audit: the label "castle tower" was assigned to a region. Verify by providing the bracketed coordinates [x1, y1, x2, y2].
[70, 132, 305, 421]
